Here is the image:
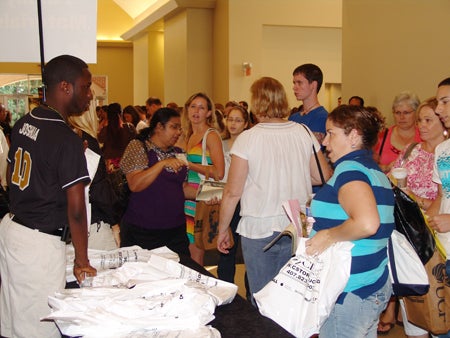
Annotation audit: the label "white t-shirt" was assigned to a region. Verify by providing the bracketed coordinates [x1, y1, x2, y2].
[231, 121, 320, 239]
[136, 120, 148, 133]
[432, 138, 450, 257]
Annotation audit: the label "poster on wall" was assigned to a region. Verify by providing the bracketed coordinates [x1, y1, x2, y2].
[0, 0, 97, 63]
[92, 75, 108, 106]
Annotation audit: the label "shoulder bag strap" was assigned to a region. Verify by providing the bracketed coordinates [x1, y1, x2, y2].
[301, 124, 325, 186]
[378, 128, 389, 157]
[201, 128, 220, 180]
[201, 128, 216, 165]
[402, 142, 419, 163]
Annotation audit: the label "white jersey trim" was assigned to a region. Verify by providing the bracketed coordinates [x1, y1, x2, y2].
[62, 175, 90, 189]
[30, 111, 66, 123]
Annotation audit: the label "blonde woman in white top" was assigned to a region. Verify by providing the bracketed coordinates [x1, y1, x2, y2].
[217, 77, 331, 305]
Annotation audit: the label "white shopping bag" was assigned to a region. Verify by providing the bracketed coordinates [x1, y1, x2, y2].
[254, 238, 353, 338]
[388, 229, 429, 296]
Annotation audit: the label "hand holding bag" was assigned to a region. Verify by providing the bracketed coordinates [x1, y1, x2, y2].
[194, 178, 234, 251]
[254, 239, 353, 338]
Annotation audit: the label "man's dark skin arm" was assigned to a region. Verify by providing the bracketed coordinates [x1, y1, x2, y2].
[66, 182, 96, 282]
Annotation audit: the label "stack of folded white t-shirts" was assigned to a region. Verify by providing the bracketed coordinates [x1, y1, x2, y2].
[46, 246, 237, 338]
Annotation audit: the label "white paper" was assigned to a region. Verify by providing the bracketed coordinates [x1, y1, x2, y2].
[0, 0, 97, 63]
[84, 148, 100, 227]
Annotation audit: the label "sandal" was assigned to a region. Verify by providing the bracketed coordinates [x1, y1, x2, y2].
[377, 320, 395, 336]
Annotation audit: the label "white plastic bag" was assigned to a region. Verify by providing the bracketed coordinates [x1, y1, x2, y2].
[388, 229, 429, 296]
[254, 238, 353, 338]
[48, 252, 238, 337]
[66, 245, 179, 283]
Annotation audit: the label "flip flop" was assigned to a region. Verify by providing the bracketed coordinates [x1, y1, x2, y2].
[377, 320, 395, 335]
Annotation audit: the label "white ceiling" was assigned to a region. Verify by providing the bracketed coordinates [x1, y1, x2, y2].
[113, 0, 158, 19]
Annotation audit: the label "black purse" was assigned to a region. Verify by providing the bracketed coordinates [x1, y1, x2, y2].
[392, 183, 435, 264]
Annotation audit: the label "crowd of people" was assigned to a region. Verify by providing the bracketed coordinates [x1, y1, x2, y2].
[0, 53, 448, 338]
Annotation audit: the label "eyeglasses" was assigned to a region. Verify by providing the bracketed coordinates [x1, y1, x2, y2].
[167, 123, 182, 131]
[394, 110, 414, 116]
[227, 118, 245, 123]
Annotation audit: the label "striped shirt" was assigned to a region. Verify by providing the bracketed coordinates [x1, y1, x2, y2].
[311, 149, 394, 300]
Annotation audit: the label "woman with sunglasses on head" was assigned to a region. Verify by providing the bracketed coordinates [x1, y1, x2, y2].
[182, 93, 225, 266]
[375, 91, 421, 173]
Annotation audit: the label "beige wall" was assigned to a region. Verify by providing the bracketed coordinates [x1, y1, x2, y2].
[90, 43, 134, 106]
[126, 0, 343, 110]
[212, 0, 230, 106]
[342, 0, 450, 126]
[147, 31, 165, 104]
[0, 63, 41, 75]
[165, 11, 189, 105]
[225, 0, 342, 110]
[0, 43, 134, 107]
[164, 8, 214, 107]
[133, 34, 149, 104]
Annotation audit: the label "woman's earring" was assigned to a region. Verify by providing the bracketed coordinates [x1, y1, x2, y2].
[444, 130, 449, 138]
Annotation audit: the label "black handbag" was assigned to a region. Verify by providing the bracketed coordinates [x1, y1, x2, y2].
[107, 169, 130, 219]
[392, 183, 435, 264]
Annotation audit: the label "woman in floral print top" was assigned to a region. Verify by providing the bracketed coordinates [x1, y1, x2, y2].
[391, 97, 448, 210]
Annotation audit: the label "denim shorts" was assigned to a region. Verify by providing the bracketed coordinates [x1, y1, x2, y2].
[320, 277, 392, 338]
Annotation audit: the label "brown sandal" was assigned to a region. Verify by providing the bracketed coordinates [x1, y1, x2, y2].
[377, 320, 395, 335]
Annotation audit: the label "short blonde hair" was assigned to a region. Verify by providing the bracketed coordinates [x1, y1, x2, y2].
[250, 77, 289, 119]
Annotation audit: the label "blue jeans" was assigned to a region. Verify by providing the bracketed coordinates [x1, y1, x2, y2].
[241, 232, 292, 306]
[320, 277, 392, 338]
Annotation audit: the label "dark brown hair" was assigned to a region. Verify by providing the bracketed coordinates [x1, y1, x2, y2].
[328, 104, 385, 149]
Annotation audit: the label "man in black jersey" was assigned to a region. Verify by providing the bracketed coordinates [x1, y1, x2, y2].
[0, 55, 97, 337]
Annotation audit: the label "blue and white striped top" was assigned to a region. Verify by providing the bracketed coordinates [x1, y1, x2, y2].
[311, 149, 394, 301]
